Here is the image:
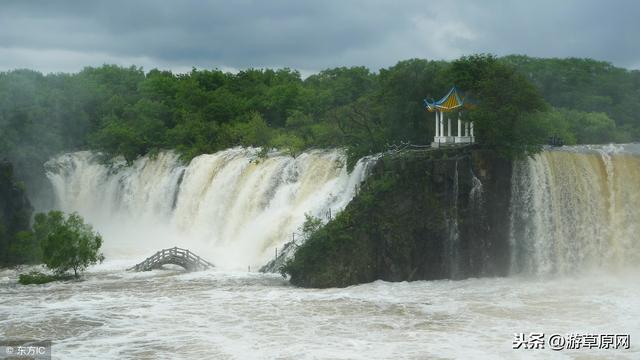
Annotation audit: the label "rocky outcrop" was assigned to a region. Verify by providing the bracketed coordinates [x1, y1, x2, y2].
[283, 147, 512, 288]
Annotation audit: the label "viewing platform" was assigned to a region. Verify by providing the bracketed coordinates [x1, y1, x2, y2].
[425, 86, 476, 148]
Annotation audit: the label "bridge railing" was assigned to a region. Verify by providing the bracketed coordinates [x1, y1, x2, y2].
[129, 247, 214, 271]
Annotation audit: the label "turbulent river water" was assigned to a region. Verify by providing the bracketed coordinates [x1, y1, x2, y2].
[1, 145, 639, 359]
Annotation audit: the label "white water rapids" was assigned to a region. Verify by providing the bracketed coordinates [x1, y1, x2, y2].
[1, 145, 639, 359]
[1, 267, 638, 359]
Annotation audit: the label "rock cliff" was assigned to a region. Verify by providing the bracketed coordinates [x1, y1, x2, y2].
[284, 147, 512, 288]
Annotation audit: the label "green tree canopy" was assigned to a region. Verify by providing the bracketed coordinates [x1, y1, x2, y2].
[38, 211, 105, 277]
[450, 54, 548, 158]
[1, 55, 638, 194]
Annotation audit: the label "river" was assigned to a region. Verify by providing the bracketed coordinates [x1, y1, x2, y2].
[1, 265, 638, 359]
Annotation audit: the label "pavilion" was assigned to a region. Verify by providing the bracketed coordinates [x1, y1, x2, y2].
[424, 86, 475, 147]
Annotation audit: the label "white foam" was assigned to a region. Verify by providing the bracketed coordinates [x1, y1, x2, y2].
[1, 270, 638, 359]
[45, 148, 376, 270]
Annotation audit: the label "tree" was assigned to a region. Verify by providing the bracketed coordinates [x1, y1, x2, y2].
[328, 96, 388, 168]
[301, 214, 323, 238]
[1, 57, 638, 189]
[38, 211, 105, 278]
[376, 59, 450, 143]
[270, 132, 306, 157]
[225, 112, 274, 148]
[504, 55, 640, 142]
[303, 66, 375, 115]
[450, 54, 548, 158]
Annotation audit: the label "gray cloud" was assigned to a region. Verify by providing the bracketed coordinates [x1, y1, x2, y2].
[0, 0, 638, 74]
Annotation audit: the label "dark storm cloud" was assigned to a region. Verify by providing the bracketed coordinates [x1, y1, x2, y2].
[0, 0, 638, 74]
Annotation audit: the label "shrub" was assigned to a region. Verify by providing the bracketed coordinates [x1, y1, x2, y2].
[38, 211, 105, 277]
[18, 271, 72, 285]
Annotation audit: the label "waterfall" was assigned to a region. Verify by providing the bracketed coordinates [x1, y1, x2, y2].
[447, 159, 461, 278]
[45, 148, 377, 269]
[509, 144, 640, 275]
[469, 170, 484, 207]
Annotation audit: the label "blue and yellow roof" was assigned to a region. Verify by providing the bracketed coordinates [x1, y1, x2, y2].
[424, 86, 474, 112]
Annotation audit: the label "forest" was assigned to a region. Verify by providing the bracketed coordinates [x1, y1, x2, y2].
[2, 54, 638, 184]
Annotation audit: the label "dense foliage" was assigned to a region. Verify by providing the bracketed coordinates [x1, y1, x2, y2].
[1, 191, 105, 277]
[37, 211, 105, 277]
[0, 160, 33, 266]
[18, 271, 73, 285]
[504, 55, 639, 142]
[4, 210, 105, 276]
[450, 55, 548, 158]
[2, 55, 637, 191]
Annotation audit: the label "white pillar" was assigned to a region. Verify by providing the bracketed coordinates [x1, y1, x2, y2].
[439, 112, 444, 138]
[470, 121, 474, 137]
[458, 114, 462, 137]
[465, 122, 469, 137]
[435, 112, 439, 137]
[447, 117, 451, 137]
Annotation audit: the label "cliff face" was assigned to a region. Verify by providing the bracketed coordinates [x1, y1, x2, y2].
[0, 160, 33, 265]
[284, 148, 512, 288]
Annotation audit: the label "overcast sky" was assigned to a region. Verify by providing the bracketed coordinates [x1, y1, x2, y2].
[1, 0, 638, 75]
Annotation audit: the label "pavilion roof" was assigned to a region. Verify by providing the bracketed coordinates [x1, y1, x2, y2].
[424, 86, 475, 112]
